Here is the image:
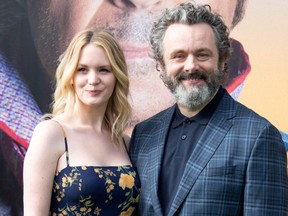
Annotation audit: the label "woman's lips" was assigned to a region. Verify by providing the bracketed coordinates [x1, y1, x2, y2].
[86, 90, 102, 96]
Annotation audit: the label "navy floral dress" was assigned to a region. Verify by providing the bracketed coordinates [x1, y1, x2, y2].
[50, 135, 141, 215]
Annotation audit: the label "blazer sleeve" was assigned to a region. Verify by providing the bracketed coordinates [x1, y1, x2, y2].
[244, 123, 288, 215]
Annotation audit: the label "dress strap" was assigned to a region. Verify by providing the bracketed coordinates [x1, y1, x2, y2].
[52, 120, 70, 167]
[122, 137, 129, 153]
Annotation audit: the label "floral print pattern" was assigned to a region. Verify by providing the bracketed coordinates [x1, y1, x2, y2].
[50, 165, 141, 215]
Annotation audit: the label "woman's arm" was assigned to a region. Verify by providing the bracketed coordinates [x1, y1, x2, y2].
[23, 120, 64, 216]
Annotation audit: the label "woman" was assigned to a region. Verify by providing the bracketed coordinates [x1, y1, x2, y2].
[23, 29, 141, 215]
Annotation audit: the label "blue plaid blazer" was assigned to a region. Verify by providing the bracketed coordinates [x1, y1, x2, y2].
[130, 90, 288, 216]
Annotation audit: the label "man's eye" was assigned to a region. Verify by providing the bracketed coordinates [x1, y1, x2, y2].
[173, 53, 184, 59]
[197, 53, 209, 60]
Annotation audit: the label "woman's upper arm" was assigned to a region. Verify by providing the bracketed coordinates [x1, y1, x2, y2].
[23, 120, 63, 216]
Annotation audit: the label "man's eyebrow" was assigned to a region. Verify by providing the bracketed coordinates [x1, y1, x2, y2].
[196, 48, 213, 52]
[169, 49, 185, 55]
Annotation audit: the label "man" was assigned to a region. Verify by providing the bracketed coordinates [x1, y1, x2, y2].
[129, 3, 288, 215]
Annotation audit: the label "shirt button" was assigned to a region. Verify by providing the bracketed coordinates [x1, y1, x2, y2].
[181, 135, 187, 140]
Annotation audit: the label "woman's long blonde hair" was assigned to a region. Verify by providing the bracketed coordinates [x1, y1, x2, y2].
[49, 29, 131, 147]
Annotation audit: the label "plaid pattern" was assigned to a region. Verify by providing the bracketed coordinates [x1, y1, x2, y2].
[0, 53, 42, 184]
[0, 53, 41, 146]
[281, 131, 288, 150]
[130, 90, 288, 216]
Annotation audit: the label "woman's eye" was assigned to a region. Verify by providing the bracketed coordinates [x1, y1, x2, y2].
[77, 67, 87, 72]
[99, 68, 111, 73]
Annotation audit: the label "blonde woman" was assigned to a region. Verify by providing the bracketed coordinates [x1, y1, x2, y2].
[23, 29, 141, 215]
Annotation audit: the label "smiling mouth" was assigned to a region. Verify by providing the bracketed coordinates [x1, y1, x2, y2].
[177, 72, 207, 82]
[180, 77, 203, 81]
[86, 90, 102, 94]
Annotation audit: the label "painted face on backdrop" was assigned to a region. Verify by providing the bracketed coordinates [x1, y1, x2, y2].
[26, 0, 240, 133]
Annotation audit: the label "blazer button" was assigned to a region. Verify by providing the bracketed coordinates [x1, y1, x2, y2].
[181, 135, 187, 140]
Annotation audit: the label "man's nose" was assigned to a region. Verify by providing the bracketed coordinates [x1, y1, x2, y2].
[184, 55, 198, 73]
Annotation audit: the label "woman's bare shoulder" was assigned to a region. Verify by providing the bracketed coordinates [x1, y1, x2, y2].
[30, 119, 66, 150]
[33, 119, 64, 137]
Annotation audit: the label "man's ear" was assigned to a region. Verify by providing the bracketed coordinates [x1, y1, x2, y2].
[156, 61, 164, 77]
[219, 60, 229, 85]
[219, 59, 229, 72]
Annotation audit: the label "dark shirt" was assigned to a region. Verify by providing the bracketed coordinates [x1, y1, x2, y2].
[158, 87, 225, 215]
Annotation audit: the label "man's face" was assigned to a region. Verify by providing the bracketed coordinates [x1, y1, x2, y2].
[161, 23, 223, 111]
[26, 0, 238, 133]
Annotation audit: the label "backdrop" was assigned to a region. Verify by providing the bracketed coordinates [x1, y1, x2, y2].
[0, 0, 287, 215]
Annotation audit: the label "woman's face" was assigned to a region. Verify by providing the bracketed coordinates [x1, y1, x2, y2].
[73, 44, 116, 110]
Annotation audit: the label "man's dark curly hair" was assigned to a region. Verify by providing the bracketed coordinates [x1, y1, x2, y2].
[150, 2, 232, 68]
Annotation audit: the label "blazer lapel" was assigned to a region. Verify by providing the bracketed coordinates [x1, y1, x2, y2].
[168, 92, 236, 215]
[147, 106, 176, 215]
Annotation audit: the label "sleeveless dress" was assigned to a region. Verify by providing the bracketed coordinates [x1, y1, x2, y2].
[49, 125, 141, 215]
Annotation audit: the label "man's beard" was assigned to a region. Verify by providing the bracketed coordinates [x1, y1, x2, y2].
[162, 67, 224, 110]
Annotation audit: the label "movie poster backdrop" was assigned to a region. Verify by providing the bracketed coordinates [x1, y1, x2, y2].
[0, 0, 287, 215]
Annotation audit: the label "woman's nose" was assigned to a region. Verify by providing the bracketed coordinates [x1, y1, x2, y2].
[88, 72, 100, 85]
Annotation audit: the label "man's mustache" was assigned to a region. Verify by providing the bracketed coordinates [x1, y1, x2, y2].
[175, 71, 208, 82]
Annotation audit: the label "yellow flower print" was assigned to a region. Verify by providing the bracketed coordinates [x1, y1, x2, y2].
[107, 184, 114, 193]
[119, 173, 135, 190]
[55, 183, 60, 190]
[120, 207, 135, 216]
[80, 207, 87, 212]
[94, 207, 101, 215]
[61, 177, 67, 185]
[67, 176, 72, 184]
[135, 194, 140, 203]
[70, 206, 77, 211]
